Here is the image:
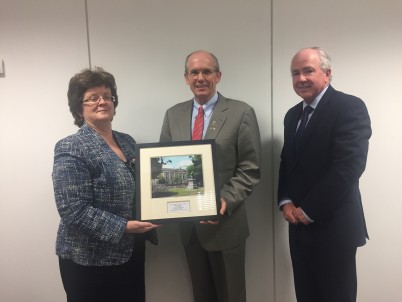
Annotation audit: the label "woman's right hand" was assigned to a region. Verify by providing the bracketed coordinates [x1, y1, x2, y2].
[125, 220, 160, 233]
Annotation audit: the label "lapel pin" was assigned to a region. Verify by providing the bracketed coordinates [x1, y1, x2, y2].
[209, 120, 217, 131]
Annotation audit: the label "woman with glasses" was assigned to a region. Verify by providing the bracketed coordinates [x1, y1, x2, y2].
[52, 67, 158, 302]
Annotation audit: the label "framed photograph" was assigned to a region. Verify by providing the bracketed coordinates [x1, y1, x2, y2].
[135, 140, 221, 223]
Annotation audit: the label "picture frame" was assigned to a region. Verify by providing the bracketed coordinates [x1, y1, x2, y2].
[135, 140, 221, 223]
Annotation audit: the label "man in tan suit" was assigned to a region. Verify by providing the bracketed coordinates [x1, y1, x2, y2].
[160, 50, 261, 302]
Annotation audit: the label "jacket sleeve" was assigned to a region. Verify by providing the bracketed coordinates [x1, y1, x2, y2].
[277, 109, 293, 205]
[220, 106, 261, 214]
[159, 110, 173, 142]
[52, 139, 128, 244]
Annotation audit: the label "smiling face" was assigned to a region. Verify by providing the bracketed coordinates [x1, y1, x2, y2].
[81, 85, 115, 129]
[290, 48, 331, 103]
[184, 51, 222, 105]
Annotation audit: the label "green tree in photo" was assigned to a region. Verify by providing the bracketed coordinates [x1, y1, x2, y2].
[151, 157, 171, 179]
[187, 155, 203, 187]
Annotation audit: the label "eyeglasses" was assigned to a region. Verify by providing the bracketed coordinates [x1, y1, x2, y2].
[187, 69, 217, 79]
[82, 95, 116, 104]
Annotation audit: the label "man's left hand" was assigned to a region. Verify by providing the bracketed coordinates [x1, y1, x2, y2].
[292, 207, 311, 225]
[200, 198, 227, 225]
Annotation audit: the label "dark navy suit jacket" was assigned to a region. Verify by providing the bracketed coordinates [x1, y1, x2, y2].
[278, 85, 371, 248]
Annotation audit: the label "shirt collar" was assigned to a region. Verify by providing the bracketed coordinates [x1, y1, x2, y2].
[303, 85, 329, 109]
[193, 92, 219, 117]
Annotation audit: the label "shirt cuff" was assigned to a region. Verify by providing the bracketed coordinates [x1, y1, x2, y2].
[278, 199, 292, 210]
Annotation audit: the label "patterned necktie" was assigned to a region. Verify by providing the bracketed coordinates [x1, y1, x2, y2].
[295, 105, 314, 142]
[192, 106, 204, 140]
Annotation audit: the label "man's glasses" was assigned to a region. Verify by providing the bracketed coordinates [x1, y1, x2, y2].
[187, 69, 217, 79]
[82, 95, 116, 104]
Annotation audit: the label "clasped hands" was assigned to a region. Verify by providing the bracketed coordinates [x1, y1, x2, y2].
[282, 203, 311, 225]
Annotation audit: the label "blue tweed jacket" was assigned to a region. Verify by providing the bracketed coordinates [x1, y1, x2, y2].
[52, 124, 155, 266]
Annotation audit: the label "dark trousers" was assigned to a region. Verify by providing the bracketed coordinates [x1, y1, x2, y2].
[59, 236, 145, 302]
[184, 228, 246, 302]
[290, 234, 358, 302]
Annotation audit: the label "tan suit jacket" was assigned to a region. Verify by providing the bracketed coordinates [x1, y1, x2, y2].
[160, 93, 261, 251]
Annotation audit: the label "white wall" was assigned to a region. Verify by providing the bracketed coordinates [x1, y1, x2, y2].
[0, 0, 401, 301]
[0, 1, 87, 301]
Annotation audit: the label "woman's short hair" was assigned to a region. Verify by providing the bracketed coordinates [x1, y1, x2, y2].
[67, 67, 119, 127]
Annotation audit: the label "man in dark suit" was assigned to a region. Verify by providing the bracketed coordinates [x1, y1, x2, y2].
[160, 50, 261, 302]
[278, 47, 371, 302]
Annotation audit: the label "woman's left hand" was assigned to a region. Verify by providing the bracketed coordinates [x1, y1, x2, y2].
[125, 220, 160, 233]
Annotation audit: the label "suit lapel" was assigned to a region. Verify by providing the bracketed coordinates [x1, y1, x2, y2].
[176, 100, 193, 140]
[289, 103, 303, 158]
[114, 132, 135, 162]
[80, 124, 106, 148]
[204, 94, 228, 140]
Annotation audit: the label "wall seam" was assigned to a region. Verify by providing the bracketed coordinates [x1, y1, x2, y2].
[85, 0, 92, 69]
[270, 1, 277, 302]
